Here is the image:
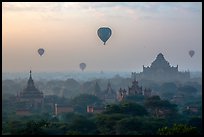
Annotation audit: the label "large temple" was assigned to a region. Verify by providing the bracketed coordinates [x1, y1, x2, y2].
[16, 70, 44, 115]
[135, 53, 190, 82]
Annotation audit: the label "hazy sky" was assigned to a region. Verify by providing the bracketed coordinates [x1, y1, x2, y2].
[2, 2, 202, 72]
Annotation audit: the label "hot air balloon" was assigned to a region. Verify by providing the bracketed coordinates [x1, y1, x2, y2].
[189, 50, 195, 58]
[38, 48, 45, 56]
[79, 63, 86, 71]
[97, 27, 112, 45]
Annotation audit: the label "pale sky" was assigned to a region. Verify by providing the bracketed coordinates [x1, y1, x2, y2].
[2, 2, 202, 72]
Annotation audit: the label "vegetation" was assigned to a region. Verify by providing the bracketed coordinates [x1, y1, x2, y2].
[2, 99, 202, 135]
[157, 124, 199, 135]
[2, 77, 202, 135]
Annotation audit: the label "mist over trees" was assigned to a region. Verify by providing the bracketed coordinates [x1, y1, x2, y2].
[2, 73, 202, 135]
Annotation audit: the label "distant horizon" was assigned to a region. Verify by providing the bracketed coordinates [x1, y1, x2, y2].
[2, 52, 202, 73]
[2, 70, 202, 81]
[2, 69, 202, 73]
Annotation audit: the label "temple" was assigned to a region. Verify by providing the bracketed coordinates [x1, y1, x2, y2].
[16, 70, 44, 115]
[94, 80, 116, 104]
[104, 80, 116, 103]
[135, 53, 190, 82]
[117, 73, 152, 101]
[128, 74, 143, 95]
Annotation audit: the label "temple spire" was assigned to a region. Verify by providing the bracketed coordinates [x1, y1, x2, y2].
[27, 70, 35, 89]
[107, 80, 111, 88]
[29, 70, 32, 79]
[106, 80, 113, 94]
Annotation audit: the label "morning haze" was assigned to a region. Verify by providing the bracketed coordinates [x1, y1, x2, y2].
[2, 2, 202, 72]
[2, 2, 202, 135]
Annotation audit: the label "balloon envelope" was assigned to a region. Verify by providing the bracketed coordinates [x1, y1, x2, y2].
[38, 48, 45, 56]
[97, 27, 112, 45]
[79, 63, 86, 71]
[189, 50, 195, 57]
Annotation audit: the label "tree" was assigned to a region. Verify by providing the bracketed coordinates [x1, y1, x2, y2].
[115, 115, 167, 135]
[178, 85, 197, 96]
[157, 124, 199, 135]
[93, 113, 126, 135]
[22, 120, 49, 135]
[104, 102, 148, 116]
[144, 96, 177, 117]
[141, 117, 167, 135]
[104, 104, 121, 114]
[71, 94, 102, 113]
[67, 116, 97, 135]
[188, 117, 202, 134]
[120, 102, 148, 116]
[66, 131, 81, 135]
[160, 82, 178, 100]
[6, 120, 25, 135]
[64, 78, 80, 89]
[115, 117, 143, 135]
